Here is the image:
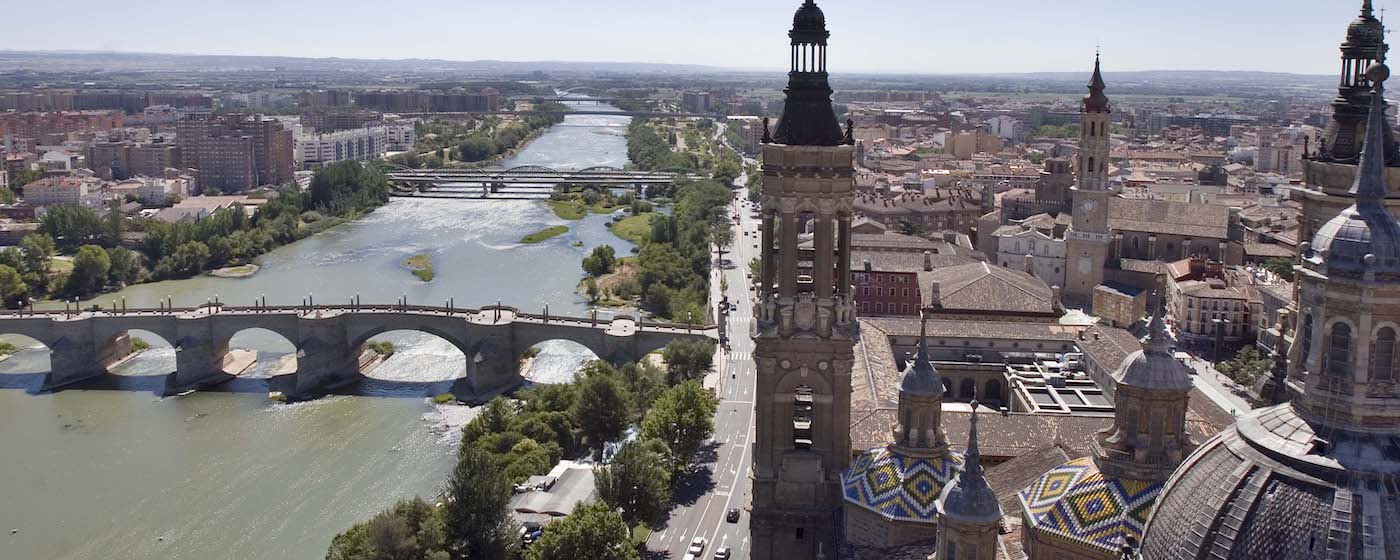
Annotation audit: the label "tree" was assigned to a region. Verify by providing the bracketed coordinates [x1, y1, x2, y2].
[619, 361, 667, 416]
[661, 339, 716, 384]
[442, 448, 516, 560]
[1216, 346, 1271, 387]
[582, 245, 617, 277]
[571, 364, 633, 451]
[641, 381, 717, 469]
[585, 277, 601, 302]
[65, 244, 110, 296]
[595, 439, 672, 527]
[20, 233, 55, 274]
[106, 247, 141, 286]
[1262, 256, 1295, 281]
[105, 202, 125, 247]
[525, 502, 638, 560]
[39, 204, 105, 250]
[325, 498, 450, 560]
[0, 264, 27, 308]
[895, 219, 927, 237]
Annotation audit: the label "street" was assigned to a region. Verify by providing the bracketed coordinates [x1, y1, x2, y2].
[647, 177, 760, 559]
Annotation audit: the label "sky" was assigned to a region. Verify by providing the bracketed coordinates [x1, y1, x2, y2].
[0, 0, 1387, 75]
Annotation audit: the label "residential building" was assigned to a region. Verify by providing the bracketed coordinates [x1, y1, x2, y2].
[1166, 257, 1257, 346]
[137, 176, 191, 206]
[985, 115, 1021, 141]
[682, 91, 712, 112]
[297, 126, 392, 168]
[177, 114, 294, 191]
[299, 109, 383, 133]
[22, 174, 103, 207]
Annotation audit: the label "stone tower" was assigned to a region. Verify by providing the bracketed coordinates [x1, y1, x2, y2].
[1063, 53, 1114, 308]
[1091, 292, 1196, 482]
[750, 2, 858, 559]
[937, 405, 1003, 560]
[1296, 0, 1400, 250]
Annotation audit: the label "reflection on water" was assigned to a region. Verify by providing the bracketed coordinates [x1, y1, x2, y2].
[0, 102, 633, 560]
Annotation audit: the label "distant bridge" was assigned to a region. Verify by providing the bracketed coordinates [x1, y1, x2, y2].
[0, 303, 714, 399]
[400, 110, 713, 119]
[386, 165, 701, 198]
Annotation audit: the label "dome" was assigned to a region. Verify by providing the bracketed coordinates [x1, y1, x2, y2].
[900, 352, 944, 397]
[1139, 404, 1400, 559]
[1346, 15, 1385, 47]
[1308, 63, 1400, 275]
[1114, 315, 1192, 392]
[842, 446, 964, 523]
[1018, 457, 1164, 553]
[790, 0, 829, 43]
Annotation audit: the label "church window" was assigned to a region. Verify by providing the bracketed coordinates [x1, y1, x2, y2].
[1373, 327, 1396, 381]
[1088, 157, 1096, 173]
[1328, 322, 1352, 377]
[793, 385, 814, 450]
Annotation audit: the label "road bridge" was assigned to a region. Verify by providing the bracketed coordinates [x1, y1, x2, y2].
[0, 303, 715, 399]
[386, 166, 701, 197]
[400, 110, 713, 119]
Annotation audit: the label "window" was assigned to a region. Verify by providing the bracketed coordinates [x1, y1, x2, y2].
[793, 385, 814, 450]
[795, 527, 805, 540]
[1328, 322, 1352, 377]
[1301, 314, 1313, 366]
[1374, 327, 1396, 380]
[902, 304, 910, 314]
[1088, 157, 1096, 173]
[902, 288, 910, 298]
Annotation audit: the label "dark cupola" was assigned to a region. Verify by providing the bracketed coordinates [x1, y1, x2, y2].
[772, 0, 845, 147]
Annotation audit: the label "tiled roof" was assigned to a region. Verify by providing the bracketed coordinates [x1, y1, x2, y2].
[850, 408, 1113, 461]
[984, 443, 1074, 516]
[1109, 198, 1230, 239]
[1018, 457, 1163, 554]
[842, 447, 964, 524]
[919, 262, 1054, 314]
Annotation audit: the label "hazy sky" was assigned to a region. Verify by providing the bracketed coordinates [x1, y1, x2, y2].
[0, 0, 1387, 75]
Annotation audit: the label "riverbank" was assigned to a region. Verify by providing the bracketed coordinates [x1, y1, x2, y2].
[521, 225, 569, 244]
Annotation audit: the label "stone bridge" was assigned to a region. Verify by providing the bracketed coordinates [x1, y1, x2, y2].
[0, 304, 715, 398]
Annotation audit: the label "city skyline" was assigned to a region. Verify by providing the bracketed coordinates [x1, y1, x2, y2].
[0, 0, 1387, 75]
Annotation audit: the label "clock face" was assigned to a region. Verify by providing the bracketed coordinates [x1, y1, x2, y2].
[1081, 200, 1097, 212]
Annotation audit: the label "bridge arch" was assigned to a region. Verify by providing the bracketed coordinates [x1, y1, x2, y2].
[559, 86, 609, 97]
[219, 327, 298, 378]
[99, 329, 175, 377]
[497, 165, 568, 181]
[0, 333, 51, 389]
[518, 339, 602, 385]
[571, 165, 627, 176]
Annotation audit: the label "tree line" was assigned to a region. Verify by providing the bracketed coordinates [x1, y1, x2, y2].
[326, 338, 718, 560]
[4, 161, 389, 306]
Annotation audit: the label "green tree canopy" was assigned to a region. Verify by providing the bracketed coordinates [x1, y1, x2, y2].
[524, 501, 639, 560]
[442, 448, 516, 560]
[641, 381, 718, 469]
[595, 438, 672, 527]
[39, 205, 106, 250]
[20, 233, 55, 274]
[0, 264, 28, 307]
[1217, 346, 1271, 387]
[571, 363, 634, 451]
[65, 244, 110, 296]
[662, 339, 716, 384]
[325, 498, 449, 560]
[582, 245, 617, 277]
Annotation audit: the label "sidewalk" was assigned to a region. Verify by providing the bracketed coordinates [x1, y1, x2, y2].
[1184, 357, 1253, 416]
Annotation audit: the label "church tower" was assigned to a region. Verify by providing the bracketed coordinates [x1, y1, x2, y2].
[750, 2, 858, 559]
[937, 406, 1003, 560]
[1063, 53, 1114, 308]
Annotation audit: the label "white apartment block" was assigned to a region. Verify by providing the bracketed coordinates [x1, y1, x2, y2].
[384, 122, 415, 152]
[298, 126, 389, 168]
[23, 176, 103, 208]
[138, 176, 191, 206]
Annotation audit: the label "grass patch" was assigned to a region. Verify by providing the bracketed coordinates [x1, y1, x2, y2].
[547, 199, 628, 220]
[433, 393, 457, 404]
[521, 225, 569, 244]
[630, 524, 652, 546]
[0, 342, 17, 356]
[49, 257, 74, 274]
[610, 213, 654, 246]
[131, 337, 151, 352]
[404, 253, 434, 282]
[367, 341, 395, 358]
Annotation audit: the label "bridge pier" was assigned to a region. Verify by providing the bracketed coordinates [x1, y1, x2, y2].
[287, 315, 358, 398]
[41, 335, 105, 391]
[165, 316, 234, 395]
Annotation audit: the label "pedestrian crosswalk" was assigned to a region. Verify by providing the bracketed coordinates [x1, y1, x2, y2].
[729, 351, 752, 362]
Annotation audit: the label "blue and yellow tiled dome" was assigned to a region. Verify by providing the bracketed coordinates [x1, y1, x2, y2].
[1018, 457, 1163, 551]
[841, 446, 963, 523]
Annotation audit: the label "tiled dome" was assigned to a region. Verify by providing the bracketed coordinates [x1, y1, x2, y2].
[842, 446, 964, 523]
[1019, 457, 1164, 553]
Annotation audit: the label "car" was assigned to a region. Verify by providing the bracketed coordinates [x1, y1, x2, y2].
[726, 508, 741, 522]
[688, 536, 706, 555]
[714, 546, 732, 559]
[683, 554, 696, 560]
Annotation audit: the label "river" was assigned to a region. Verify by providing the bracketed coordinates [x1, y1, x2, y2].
[0, 100, 633, 560]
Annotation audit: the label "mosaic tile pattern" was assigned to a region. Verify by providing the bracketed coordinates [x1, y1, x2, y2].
[841, 446, 964, 523]
[1018, 457, 1163, 551]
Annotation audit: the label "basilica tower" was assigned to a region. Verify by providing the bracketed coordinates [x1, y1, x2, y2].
[750, 2, 858, 558]
[1063, 54, 1114, 308]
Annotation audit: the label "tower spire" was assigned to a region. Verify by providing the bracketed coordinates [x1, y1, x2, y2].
[1085, 50, 1109, 113]
[938, 401, 1002, 523]
[1350, 62, 1391, 201]
[1364, 0, 1375, 19]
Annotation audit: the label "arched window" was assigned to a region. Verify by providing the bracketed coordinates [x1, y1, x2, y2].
[1088, 157, 1096, 173]
[984, 379, 1003, 403]
[1327, 322, 1352, 377]
[793, 385, 814, 450]
[959, 378, 976, 401]
[1373, 327, 1396, 381]
[942, 378, 954, 398]
[1300, 314, 1313, 367]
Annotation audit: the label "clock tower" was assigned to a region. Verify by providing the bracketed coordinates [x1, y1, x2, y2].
[1063, 53, 1114, 308]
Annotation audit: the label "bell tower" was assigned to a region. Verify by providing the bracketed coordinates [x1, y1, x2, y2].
[1063, 53, 1114, 308]
[750, 2, 857, 559]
